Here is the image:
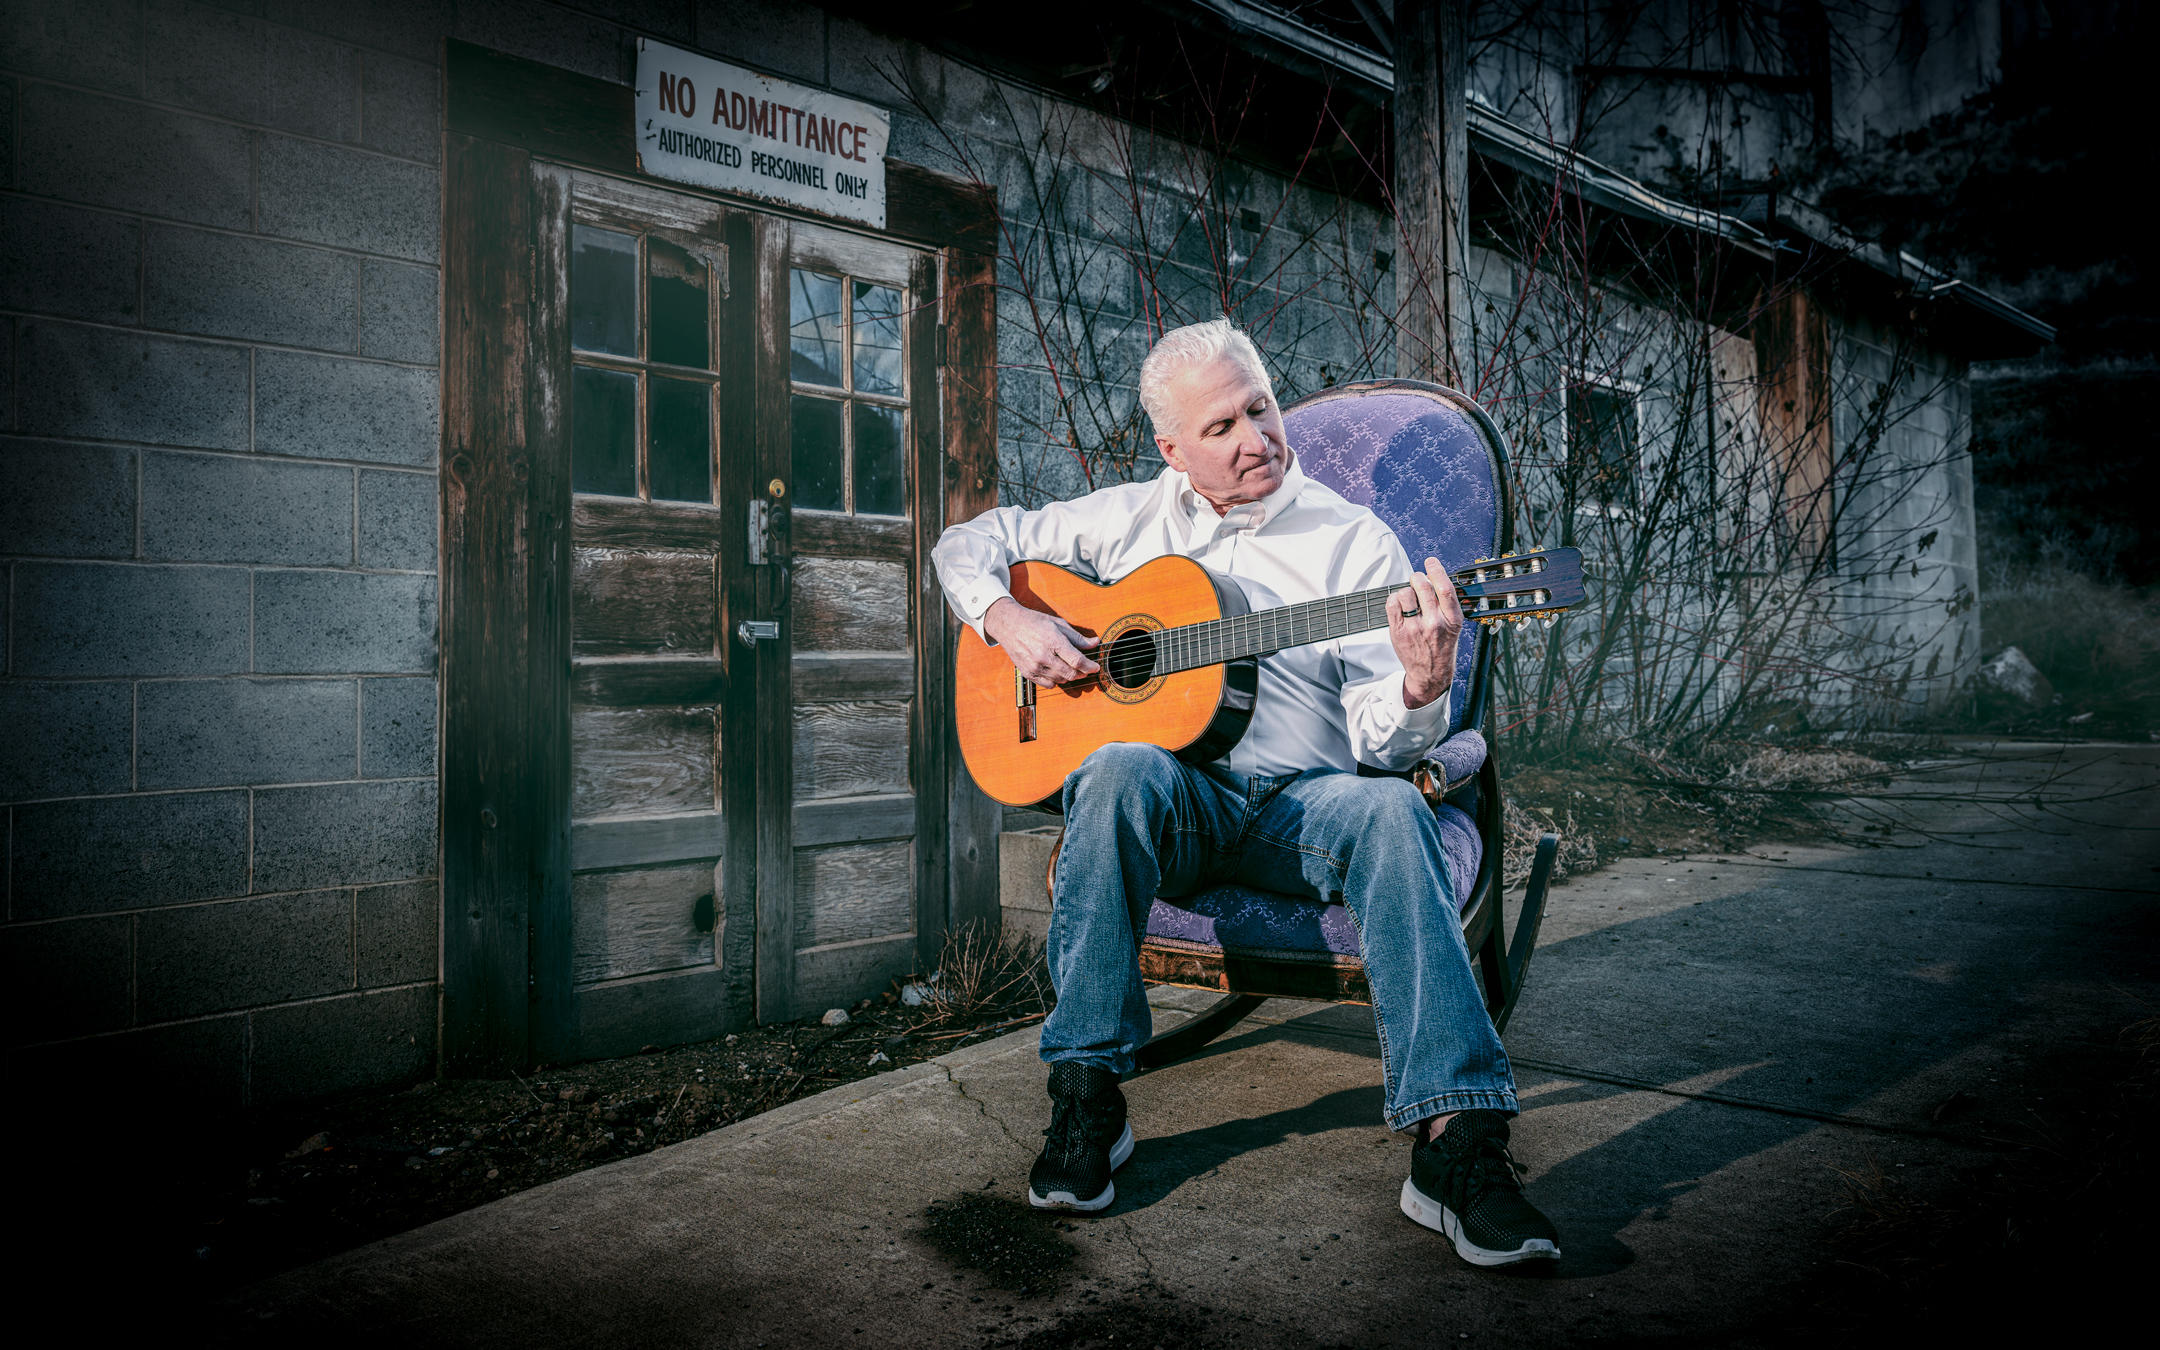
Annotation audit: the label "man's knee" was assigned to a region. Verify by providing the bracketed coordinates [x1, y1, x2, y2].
[1065, 741, 1181, 811]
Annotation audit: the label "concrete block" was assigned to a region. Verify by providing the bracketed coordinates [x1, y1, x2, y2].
[6, 1015, 246, 1112]
[357, 468, 434, 570]
[252, 778, 437, 891]
[18, 322, 249, 452]
[359, 260, 438, 362]
[142, 452, 354, 566]
[137, 677, 358, 790]
[11, 789, 250, 918]
[0, 198, 140, 324]
[997, 826, 1061, 946]
[258, 135, 440, 262]
[12, 562, 250, 677]
[18, 85, 250, 230]
[449, 0, 625, 83]
[253, 570, 437, 674]
[693, 0, 825, 82]
[144, 226, 359, 352]
[145, 0, 264, 122]
[0, 438, 136, 559]
[0, 915, 133, 1047]
[360, 676, 435, 778]
[256, 350, 438, 467]
[282, 0, 444, 64]
[265, 22, 361, 142]
[0, 0, 143, 95]
[137, 889, 354, 1020]
[357, 877, 437, 987]
[360, 51, 440, 163]
[248, 984, 433, 1104]
[0, 681, 134, 801]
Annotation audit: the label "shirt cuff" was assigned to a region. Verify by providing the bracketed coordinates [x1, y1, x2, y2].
[1394, 670, 1452, 739]
[956, 578, 1013, 641]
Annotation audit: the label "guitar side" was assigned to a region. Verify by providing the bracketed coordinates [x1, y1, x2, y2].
[954, 556, 1257, 807]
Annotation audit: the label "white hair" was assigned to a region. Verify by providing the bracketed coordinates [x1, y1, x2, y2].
[1139, 317, 1274, 438]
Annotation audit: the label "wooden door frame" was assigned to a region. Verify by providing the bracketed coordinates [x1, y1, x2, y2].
[442, 40, 999, 1073]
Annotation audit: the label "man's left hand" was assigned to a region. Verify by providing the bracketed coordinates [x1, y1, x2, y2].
[1388, 556, 1464, 711]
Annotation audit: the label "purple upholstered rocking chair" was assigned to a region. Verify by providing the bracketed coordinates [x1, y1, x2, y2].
[1120, 379, 1563, 1068]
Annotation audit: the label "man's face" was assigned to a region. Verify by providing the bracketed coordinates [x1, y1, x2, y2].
[1154, 356, 1291, 512]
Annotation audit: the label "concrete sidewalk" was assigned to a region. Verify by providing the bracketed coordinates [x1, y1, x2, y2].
[214, 741, 2159, 1346]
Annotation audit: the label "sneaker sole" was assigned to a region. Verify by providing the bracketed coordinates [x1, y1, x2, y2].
[1027, 1123, 1135, 1212]
[1399, 1177, 1562, 1267]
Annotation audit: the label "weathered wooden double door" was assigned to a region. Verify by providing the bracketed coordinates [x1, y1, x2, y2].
[530, 165, 947, 1060]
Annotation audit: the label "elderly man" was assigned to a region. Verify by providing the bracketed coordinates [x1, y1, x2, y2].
[929, 318, 1560, 1267]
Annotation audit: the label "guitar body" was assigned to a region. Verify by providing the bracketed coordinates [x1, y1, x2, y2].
[954, 556, 1257, 807]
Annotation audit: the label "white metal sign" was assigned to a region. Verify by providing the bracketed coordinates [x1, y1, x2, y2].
[634, 38, 890, 230]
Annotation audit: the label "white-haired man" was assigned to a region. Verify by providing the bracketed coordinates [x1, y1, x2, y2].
[930, 318, 1560, 1267]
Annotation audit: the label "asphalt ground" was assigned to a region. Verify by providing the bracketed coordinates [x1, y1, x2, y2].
[204, 739, 2160, 1346]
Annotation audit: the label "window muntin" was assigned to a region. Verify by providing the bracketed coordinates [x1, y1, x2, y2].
[568, 222, 719, 505]
[788, 266, 908, 518]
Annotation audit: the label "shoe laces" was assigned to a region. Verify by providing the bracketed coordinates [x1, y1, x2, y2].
[1042, 1093, 1114, 1162]
[1435, 1129, 1528, 1215]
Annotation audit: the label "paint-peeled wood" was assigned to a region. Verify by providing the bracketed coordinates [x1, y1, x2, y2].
[571, 546, 718, 654]
[572, 860, 719, 984]
[792, 699, 909, 800]
[791, 556, 909, 651]
[571, 704, 717, 818]
[792, 839, 913, 949]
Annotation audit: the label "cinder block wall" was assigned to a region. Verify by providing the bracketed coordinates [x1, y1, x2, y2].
[2, 0, 446, 1107]
[2, 0, 1388, 1104]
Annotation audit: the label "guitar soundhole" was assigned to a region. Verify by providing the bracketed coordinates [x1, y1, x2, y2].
[1104, 627, 1159, 690]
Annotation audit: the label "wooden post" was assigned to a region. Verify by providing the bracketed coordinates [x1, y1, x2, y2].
[1394, 0, 1470, 387]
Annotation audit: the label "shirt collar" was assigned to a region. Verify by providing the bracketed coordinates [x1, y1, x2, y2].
[1170, 452, 1307, 535]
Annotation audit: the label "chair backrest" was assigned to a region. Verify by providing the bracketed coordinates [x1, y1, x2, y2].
[1286, 380, 1513, 736]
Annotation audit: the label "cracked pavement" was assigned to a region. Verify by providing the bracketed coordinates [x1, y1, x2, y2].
[207, 740, 2159, 1345]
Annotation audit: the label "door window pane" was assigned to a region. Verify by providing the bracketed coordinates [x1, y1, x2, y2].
[571, 225, 637, 357]
[852, 282, 904, 396]
[572, 365, 637, 496]
[853, 403, 906, 516]
[789, 269, 843, 386]
[648, 238, 710, 369]
[650, 376, 713, 503]
[791, 395, 845, 511]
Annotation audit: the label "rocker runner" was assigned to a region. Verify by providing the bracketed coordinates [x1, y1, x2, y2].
[929, 318, 1561, 1267]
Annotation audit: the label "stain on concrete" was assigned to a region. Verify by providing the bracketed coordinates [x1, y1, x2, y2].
[918, 1192, 1079, 1296]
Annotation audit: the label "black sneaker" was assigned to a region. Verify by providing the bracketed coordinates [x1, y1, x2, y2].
[1026, 1061, 1134, 1211]
[1400, 1110, 1561, 1267]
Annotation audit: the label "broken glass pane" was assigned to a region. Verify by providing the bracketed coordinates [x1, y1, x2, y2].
[853, 403, 905, 516]
[650, 375, 712, 504]
[648, 238, 710, 369]
[789, 269, 844, 386]
[571, 225, 637, 357]
[852, 282, 904, 397]
[571, 364, 637, 497]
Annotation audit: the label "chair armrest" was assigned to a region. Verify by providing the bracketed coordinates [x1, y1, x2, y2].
[1417, 729, 1488, 798]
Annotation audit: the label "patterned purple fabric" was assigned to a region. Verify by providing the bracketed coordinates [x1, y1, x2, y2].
[1144, 803, 1480, 957]
[1430, 728, 1487, 789]
[1289, 388, 1501, 737]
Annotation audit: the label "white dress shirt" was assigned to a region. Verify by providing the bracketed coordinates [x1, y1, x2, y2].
[930, 456, 1450, 777]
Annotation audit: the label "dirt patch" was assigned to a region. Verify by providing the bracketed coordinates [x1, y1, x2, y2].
[1501, 740, 1898, 883]
[920, 1192, 1081, 1296]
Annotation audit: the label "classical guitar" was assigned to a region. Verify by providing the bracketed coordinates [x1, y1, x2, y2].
[954, 548, 1585, 806]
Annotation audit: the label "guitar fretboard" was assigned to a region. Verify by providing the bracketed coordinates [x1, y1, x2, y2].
[1109, 583, 1404, 683]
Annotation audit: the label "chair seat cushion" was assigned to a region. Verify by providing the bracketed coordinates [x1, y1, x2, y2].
[1143, 803, 1479, 958]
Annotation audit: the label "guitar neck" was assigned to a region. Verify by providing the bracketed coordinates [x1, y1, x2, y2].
[1152, 583, 1401, 675]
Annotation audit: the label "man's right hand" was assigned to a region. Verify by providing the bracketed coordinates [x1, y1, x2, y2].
[983, 597, 1100, 688]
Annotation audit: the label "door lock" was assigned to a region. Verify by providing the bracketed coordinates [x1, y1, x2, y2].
[736, 619, 780, 646]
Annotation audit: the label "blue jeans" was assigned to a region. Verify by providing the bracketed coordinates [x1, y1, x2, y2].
[1041, 742, 1518, 1131]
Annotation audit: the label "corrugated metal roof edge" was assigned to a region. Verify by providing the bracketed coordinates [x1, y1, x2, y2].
[1183, 0, 2056, 350]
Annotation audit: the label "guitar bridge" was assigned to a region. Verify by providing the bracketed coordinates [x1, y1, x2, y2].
[1016, 669, 1038, 742]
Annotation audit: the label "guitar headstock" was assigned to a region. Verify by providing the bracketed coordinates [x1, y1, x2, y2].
[1449, 547, 1585, 627]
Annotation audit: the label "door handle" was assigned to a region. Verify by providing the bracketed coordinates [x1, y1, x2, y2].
[736, 619, 780, 646]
